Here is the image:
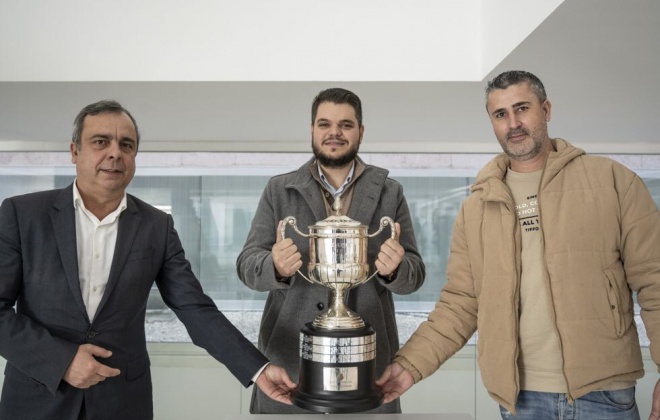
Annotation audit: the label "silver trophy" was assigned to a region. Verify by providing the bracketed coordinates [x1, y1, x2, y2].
[281, 198, 394, 413]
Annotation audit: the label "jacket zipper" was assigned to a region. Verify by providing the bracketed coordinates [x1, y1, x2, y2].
[536, 171, 575, 403]
[498, 187, 523, 409]
[512, 200, 522, 406]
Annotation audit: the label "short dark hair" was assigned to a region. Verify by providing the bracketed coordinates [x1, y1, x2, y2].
[72, 100, 140, 150]
[485, 70, 547, 104]
[311, 88, 363, 126]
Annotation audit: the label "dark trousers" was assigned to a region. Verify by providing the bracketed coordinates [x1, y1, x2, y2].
[77, 399, 86, 420]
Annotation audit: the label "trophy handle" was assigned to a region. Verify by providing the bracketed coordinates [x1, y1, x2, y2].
[364, 216, 396, 281]
[280, 216, 314, 284]
[367, 216, 395, 239]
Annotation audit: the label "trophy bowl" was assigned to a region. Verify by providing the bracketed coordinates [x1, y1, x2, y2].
[281, 205, 394, 413]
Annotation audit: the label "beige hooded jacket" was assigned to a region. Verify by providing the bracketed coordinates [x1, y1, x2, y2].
[395, 139, 660, 413]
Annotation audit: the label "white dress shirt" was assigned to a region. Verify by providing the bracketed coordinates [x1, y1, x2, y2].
[73, 180, 127, 321]
[73, 182, 270, 382]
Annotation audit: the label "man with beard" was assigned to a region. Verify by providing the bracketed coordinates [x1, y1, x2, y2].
[236, 87, 426, 414]
[377, 70, 660, 419]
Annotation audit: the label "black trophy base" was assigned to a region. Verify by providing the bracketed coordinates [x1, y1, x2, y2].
[292, 322, 383, 414]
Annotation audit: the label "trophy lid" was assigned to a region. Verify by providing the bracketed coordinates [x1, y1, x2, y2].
[312, 196, 364, 228]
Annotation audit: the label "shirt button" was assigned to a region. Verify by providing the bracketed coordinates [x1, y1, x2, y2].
[92, 286, 98, 292]
[95, 254, 100, 259]
[317, 302, 325, 310]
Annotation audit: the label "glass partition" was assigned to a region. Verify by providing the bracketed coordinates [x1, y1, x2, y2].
[2, 153, 659, 343]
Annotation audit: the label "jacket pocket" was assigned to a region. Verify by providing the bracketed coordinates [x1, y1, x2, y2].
[4, 363, 45, 390]
[125, 353, 151, 381]
[603, 268, 625, 337]
[126, 247, 154, 262]
[260, 289, 286, 353]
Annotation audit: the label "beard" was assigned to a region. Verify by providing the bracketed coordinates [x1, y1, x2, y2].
[312, 138, 360, 168]
[498, 128, 547, 162]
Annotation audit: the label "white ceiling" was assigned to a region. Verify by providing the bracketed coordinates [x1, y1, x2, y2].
[0, 0, 658, 154]
[0, 1, 562, 81]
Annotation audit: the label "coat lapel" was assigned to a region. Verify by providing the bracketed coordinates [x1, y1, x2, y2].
[51, 185, 88, 320]
[291, 159, 327, 222]
[348, 165, 388, 225]
[94, 195, 141, 319]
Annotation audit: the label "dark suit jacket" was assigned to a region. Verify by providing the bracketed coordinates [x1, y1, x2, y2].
[0, 184, 268, 420]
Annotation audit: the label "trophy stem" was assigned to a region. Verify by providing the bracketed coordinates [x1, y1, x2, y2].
[312, 287, 366, 330]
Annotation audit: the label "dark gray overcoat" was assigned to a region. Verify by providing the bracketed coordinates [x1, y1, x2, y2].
[237, 158, 426, 414]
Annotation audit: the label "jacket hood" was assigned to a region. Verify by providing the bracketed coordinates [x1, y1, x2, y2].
[471, 138, 585, 199]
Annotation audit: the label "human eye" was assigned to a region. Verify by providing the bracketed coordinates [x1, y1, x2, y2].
[493, 111, 506, 119]
[120, 140, 136, 151]
[317, 121, 330, 128]
[91, 138, 108, 148]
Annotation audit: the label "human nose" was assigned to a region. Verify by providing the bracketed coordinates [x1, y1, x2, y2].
[106, 140, 122, 159]
[328, 124, 342, 137]
[507, 114, 522, 129]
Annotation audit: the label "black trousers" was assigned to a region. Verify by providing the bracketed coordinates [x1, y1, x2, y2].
[77, 399, 86, 420]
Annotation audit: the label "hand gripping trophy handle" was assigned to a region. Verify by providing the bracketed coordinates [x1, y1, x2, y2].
[280, 215, 395, 330]
[280, 216, 314, 284]
[280, 216, 396, 285]
[364, 216, 396, 282]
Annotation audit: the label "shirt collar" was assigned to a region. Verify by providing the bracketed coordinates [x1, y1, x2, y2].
[317, 160, 356, 198]
[72, 178, 128, 215]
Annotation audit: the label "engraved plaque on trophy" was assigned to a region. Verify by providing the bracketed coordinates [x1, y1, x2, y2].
[281, 198, 394, 413]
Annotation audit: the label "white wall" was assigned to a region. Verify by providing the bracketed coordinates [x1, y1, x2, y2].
[2, 1, 659, 155]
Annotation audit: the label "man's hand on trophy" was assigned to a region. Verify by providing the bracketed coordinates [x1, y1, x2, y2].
[375, 361, 415, 404]
[375, 223, 404, 278]
[273, 220, 303, 279]
[255, 363, 298, 405]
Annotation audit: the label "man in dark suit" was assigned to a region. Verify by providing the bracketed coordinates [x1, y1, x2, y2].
[0, 100, 296, 420]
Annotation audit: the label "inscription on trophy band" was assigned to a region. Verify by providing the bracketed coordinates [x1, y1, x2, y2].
[309, 343, 376, 355]
[299, 332, 377, 362]
[300, 334, 375, 347]
[301, 343, 376, 355]
[306, 351, 376, 364]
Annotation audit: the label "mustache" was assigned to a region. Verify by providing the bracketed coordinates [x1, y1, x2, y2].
[507, 129, 528, 139]
[323, 136, 346, 142]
